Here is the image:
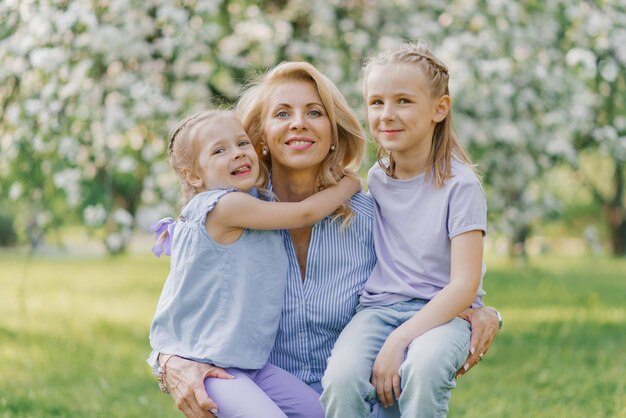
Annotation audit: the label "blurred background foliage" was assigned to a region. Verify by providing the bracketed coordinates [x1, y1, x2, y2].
[1, 0, 625, 256]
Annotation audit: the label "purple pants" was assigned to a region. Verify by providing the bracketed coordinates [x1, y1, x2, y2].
[203, 362, 324, 418]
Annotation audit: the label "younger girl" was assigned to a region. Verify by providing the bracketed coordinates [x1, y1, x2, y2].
[148, 109, 360, 418]
[321, 42, 487, 417]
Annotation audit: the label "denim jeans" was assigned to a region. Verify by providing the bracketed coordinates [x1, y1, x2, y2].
[320, 299, 470, 418]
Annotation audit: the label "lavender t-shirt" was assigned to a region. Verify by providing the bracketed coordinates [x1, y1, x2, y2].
[360, 159, 487, 308]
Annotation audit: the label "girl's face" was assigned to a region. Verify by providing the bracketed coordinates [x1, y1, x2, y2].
[193, 115, 260, 192]
[365, 63, 445, 162]
[262, 80, 333, 174]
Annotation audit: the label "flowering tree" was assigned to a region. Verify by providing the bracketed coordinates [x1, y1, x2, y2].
[560, 1, 626, 255]
[1, 0, 624, 255]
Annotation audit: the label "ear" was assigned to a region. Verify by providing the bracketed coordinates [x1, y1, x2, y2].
[432, 95, 451, 123]
[182, 168, 204, 189]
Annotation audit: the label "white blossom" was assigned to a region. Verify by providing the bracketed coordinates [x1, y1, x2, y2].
[105, 232, 124, 252]
[83, 204, 107, 227]
[565, 48, 596, 76]
[116, 156, 136, 173]
[112, 208, 133, 227]
[9, 182, 23, 201]
[1, 0, 623, 254]
[30, 47, 68, 71]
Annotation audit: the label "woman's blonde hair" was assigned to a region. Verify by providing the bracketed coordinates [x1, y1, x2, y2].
[363, 41, 477, 187]
[168, 109, 267, 208]
[237, 61, 366, 225]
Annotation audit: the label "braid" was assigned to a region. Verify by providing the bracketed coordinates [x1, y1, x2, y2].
[168, 113, 203, 157]
[416, 52, 448, 74]
[415, 53, 449, 79]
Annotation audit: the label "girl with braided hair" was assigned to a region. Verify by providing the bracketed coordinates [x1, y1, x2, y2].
[148, 109, 360, 417]
[321, 42, 488, 417]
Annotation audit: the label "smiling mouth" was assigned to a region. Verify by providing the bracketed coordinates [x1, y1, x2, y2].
[380, 129, 402, 136]
[231, 164, 252, 175]
[286, 138, 314, 148]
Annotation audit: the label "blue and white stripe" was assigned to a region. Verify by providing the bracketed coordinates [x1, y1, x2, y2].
[268, 191, 377, 385]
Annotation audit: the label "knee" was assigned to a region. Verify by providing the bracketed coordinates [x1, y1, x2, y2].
[403, 322, 469, 384]
[401, 350, 454, 387]
[322, 355, 361, 391]
[322, 352, 372, 400]
[321, 363, 373, 417]
[404, 340, 466, 388]
[401, 342, 468, 397]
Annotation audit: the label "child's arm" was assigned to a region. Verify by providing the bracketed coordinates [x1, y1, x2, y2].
[370, 230, 483, 407]
[210, 172, 361, 231]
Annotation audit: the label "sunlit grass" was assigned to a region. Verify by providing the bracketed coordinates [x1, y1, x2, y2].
[451, 255, 626, 418]
[0, 252, 624, 417]
[0, 253, 177, 417]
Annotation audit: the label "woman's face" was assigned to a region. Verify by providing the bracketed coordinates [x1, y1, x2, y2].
[262, 80, 333, 173]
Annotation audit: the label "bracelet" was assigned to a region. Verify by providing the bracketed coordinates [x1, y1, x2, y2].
[157, 354, 177, 395]
[491, 307, 503, 330]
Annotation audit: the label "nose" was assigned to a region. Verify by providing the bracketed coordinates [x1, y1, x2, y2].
[380, 105, 395, 122]
[233, 147, 246, 159]
[289, 111, 308, 130]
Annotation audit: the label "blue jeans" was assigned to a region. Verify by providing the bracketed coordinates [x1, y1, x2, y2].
[320, 299, 470, 418]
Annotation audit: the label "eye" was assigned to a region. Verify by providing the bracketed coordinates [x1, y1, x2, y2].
[238, 140, 251, 147]
[369, 99, 383, 106]
[276, 110, 289, 118]
[398, 98, 411, 104]
[309, 109, 323, 117]
[212, 148, 225, 155]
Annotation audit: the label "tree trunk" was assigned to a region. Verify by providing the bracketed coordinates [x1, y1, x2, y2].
[607, 160, 625, 256]
[509, 224, 530, 260]
[607, 207, 626, 256]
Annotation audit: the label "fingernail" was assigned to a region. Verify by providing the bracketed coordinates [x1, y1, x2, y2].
[210, 409, 218, 415]
[464, 363, 469, 371]
[470, 347, 476, 355]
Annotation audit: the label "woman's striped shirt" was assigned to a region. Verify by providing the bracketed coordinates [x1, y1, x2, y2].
[268, 191, 377, 385]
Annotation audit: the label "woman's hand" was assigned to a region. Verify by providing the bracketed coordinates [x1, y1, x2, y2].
[161, 355, 234, 418]
[455, 306, 500, 378]
[370, 334, 406, 408]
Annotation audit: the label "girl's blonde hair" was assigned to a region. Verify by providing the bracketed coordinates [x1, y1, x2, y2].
[168, 109, 267, 208]
[236, 61, 366, 225]
[363, 41, 477, 187]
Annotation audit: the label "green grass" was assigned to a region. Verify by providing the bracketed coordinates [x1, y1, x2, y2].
[450, 255, 626, 418]
[0, 254, 177, 417]
[0, 253, 624, 417]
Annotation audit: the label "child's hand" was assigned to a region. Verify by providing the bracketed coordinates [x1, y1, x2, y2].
[370, 334, 406, 408]
[340, 170, 362, 194]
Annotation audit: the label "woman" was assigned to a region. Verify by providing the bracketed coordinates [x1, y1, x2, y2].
[151, 62, 500, 418]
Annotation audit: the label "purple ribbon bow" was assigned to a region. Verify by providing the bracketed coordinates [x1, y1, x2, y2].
[150, 217, 176, 257]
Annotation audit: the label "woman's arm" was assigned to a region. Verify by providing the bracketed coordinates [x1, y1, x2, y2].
[210, 173, 361, 230]
[455, 305, 501, 378]
[159, 354, 234, 418]
[371, 230, 483, 407]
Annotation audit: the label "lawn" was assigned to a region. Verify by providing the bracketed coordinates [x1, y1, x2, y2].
[0, 252, 624, 417]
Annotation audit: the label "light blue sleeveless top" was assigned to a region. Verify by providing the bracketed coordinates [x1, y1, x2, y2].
[149, 189, 289, 369]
